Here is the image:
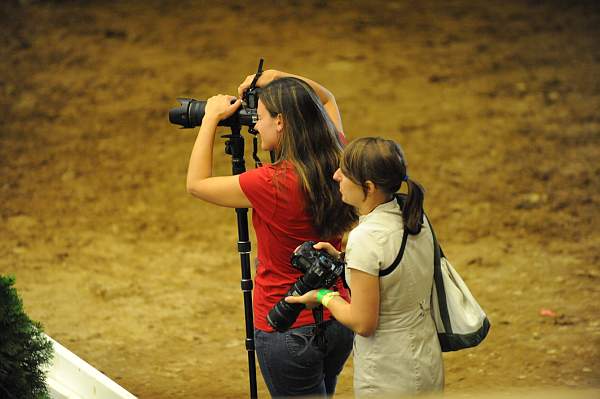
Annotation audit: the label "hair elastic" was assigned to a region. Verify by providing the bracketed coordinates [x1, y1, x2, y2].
[403, 174, 409, 182]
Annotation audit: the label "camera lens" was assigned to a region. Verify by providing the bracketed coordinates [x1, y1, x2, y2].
[168, 98, 206, 128]
[267, 278, 311, 332]
[267, 300, 304, 332]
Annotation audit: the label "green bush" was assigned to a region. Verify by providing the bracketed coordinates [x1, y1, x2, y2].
[0, 275, 53, 399]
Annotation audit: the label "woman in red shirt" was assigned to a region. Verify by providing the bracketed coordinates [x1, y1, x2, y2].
[186, 69, 357, 397]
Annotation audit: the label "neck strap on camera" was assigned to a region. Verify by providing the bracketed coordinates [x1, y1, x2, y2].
[312, 307, 327, 351]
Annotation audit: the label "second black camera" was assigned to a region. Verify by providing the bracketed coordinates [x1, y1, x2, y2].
[267, 241, 345, 332]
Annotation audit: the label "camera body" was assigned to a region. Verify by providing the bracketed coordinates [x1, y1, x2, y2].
[169, 86, 260, 129]
[267, 241, 345, 332]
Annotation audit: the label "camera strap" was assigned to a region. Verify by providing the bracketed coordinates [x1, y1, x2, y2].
[249, 58, 264, 89]
[312, 307, 327, 351]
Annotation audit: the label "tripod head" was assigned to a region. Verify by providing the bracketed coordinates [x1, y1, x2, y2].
[222, 59, 268, 172]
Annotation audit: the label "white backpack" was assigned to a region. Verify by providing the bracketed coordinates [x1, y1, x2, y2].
[429, 223, 490, 352]
[379, 195, 490, 352]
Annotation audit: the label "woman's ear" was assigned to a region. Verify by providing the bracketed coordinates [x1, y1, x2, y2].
[365, 180, 377, 196]
[276, 113, 284, 133]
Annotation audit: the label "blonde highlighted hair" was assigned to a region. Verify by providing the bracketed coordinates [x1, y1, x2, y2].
[260, 77, 357, 238]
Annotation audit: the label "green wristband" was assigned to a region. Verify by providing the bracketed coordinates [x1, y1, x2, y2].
[317, 289, 333, 303]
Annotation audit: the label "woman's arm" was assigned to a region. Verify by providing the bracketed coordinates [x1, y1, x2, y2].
[326, 269, 380, 336]
[238, 69, 343, 133]
[285, 268, 380, 337]
[186, 94, 252, 208]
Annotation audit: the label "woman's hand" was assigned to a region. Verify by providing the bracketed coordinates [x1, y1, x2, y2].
[284, 289, 320, 309]
[313, 242, 342, 260]
[203, 94, 241, 122]
[237, 69, 280, 98]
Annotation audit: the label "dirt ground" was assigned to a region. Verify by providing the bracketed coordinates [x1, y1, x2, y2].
[1, 0, 599, 398]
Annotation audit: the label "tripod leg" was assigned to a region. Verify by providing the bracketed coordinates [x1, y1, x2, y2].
[226, 126, 258, 398]
[236, 208, 258, 398]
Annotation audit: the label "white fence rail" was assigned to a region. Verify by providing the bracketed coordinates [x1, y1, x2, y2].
[45, 335, 137, 399]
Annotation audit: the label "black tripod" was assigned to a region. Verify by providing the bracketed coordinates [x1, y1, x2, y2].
[169, 58, 268, 398]
[222, 125, 264, 399]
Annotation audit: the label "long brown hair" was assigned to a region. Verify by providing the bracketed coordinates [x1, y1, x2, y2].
[260, 77, 357, 238]
[341, 137, 426, 234]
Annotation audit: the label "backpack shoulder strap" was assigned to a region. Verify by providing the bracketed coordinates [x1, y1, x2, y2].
[379, 228, 409, 276]
[429, 220, 452, 333]
[379, 194, 409, 277]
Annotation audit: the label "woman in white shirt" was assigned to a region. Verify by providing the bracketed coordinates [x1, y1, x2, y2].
[286, 136, 444, 397]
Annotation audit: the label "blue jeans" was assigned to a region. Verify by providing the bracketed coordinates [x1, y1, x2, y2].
[255, 320, 354, 398]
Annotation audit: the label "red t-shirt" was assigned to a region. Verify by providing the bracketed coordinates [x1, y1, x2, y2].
[239, 160, 350, 332]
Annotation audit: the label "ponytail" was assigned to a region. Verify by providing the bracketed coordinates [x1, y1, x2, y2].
[402, 177, 425, 234]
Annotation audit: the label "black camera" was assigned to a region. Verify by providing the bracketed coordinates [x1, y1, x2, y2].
[169, 59, 263, 129]
[267, 241, 345, 332]
[168, 86, 260, 129]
